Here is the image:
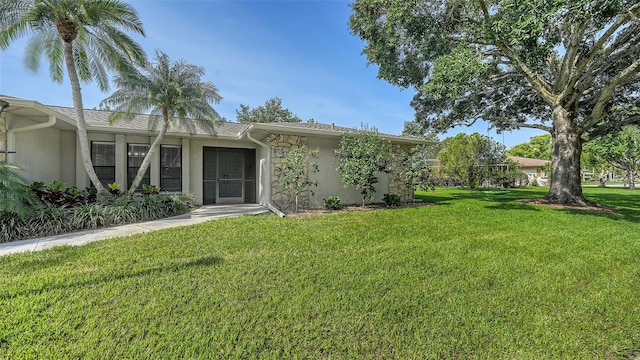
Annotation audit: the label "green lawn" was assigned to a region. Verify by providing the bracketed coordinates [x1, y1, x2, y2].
[1, 187, 640, 358]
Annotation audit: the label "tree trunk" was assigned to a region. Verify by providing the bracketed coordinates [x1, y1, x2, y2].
[546, 106, 589, 205]
[128, 119, 168, 194]
[629, 170, 636, 190]
[63, 41, 105, 193]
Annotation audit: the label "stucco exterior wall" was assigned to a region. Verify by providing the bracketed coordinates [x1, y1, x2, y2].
[306, 137, 414, 207]
[14, 127, 65, 184]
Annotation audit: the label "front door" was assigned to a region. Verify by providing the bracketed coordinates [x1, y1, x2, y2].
[203, 147, 253, 205]
[216, 149, 244, 204]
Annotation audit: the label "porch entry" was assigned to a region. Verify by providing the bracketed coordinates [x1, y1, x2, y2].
[203, 147, 256, 205]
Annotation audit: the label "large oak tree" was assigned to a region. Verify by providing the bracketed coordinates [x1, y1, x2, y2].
[350, 0, 640, 205]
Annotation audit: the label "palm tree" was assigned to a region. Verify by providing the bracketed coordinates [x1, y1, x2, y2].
[0, 0, 147, 193]
[100, 50, 222, 194]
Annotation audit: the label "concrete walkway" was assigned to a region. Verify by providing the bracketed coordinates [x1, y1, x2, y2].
[0, 204, 271, 257]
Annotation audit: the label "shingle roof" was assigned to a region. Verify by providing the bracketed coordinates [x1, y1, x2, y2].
[507, 156, 550, 168]
[44, 105, 420, 141]
[4, 100, 428, 144]
[47, 105, 248, 137]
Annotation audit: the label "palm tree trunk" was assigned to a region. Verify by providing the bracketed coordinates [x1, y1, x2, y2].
[63, 41, 105, 193]
[128, 119, 168, 194]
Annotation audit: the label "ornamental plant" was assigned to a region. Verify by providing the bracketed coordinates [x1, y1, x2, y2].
[335, 128, 390, 206]
[276, 145, 319, 213]
[401, 147, 437, 196]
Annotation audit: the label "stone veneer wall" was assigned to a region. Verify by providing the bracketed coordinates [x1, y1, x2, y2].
[387, 144, 414, 202]
[269, 134, 310, 213]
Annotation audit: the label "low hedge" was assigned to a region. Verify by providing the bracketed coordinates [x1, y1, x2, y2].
[0, 194, 193, 243]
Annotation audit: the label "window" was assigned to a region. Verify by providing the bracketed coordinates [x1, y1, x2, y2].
[91, 141, 115, 188]
[160, 145, 182, 192]
[127, 143, 150, 191]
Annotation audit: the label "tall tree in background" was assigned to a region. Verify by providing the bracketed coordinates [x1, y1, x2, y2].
[507, 135, 552, 160]
[236, 97, 302, 123]
[0, 0, 147, 193]
[437, 133, 504, 189]
[583, 126, 640, 189]
[350, 0, 640, 205]
[100, 51, 221, 194]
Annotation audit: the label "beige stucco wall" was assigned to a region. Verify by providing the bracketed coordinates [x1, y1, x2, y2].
[307, 136, 408, 207]
[13, 126, 67, 184]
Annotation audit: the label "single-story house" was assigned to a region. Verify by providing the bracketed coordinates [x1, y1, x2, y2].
[507, 156, 550, 186]
[0, 95, 430, 213]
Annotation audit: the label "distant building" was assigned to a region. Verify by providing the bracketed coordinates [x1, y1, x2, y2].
[507, 156, 550, 186]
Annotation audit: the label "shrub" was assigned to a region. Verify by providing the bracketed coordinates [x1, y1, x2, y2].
[323, 196, 342, 210]
[276, 145, 319, 212]
[72, 204, 108, 230]
[335, 127, 391, 206]
[0, 163, 35, 215]
[401, 149, 437, 194]
[0, 211, 28, 243]
[383, 193, 401, 207]
[107, 182, 122, 196]
[2, 191, 193, 243]
[107, 205, 138, 225]
[142, 184, 160, 196]
[29, 205, 72, 236]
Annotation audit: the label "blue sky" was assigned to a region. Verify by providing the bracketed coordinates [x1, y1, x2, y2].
[0, 0, 545, 148]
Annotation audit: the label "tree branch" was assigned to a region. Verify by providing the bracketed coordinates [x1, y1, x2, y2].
[583, 115, 640, 142]
[569, 3, 640, 97]
[583, 58, 640, 130]
[556, 20, 589, 95]
[516, 123, 553, 132]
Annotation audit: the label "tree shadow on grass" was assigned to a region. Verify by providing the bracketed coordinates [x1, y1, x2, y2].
[0, 255, 224, 300]
[557, 205, 640, 223]
[483, 202, 542, 211]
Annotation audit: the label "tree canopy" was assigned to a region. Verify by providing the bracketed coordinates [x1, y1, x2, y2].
[437, 132, 505, 189]
[583, 125, 640, 189]
[350, 0, 640, 205]
[236, 97, 302, 123]
[507, 135, 552, 160]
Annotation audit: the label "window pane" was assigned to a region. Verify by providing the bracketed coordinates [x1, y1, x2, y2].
[92, 142, 115, 166]
[160, 145, 182, 192]
[128, 144, 151, 191]
[92, 142, 115, 187]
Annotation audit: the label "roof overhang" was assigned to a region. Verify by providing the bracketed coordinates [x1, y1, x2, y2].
[0, 96, 78, 131]
[247, 123, 435, 145]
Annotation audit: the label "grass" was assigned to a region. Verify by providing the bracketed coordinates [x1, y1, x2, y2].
[1, 187, 640, 358]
